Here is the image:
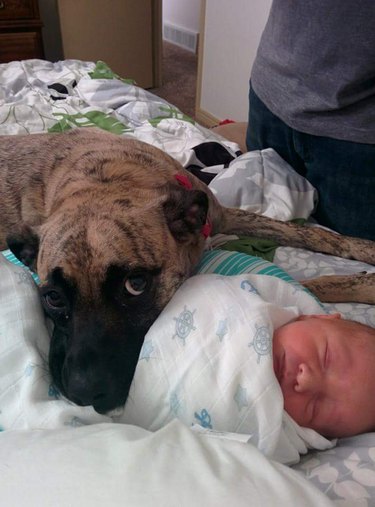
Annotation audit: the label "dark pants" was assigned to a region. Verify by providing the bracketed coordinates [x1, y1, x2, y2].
[246, 84, 375, 241]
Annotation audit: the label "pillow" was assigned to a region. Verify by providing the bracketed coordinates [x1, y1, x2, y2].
[0, 253, 108, 430]
[208, 148, 318, 221]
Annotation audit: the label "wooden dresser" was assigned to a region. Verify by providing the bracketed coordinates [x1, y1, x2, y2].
[0, 0, 44, 63]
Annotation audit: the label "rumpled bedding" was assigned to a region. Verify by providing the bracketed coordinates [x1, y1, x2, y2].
[0, 420, 335, 507]
[0, 59, 316, 222]
[208, 148, 317, 221]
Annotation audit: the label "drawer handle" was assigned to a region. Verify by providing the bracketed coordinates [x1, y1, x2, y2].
[0, 1, 5, 9]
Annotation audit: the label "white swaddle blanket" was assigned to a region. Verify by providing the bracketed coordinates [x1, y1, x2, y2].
[122, 274, 334, 464]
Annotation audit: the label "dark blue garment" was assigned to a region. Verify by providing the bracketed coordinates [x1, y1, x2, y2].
[247, 85, 375, 241]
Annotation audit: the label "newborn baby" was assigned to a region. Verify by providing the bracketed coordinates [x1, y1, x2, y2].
[274, 314, 375, 438]
[122, 273, 375, 462]
[122, 273, 338, 464]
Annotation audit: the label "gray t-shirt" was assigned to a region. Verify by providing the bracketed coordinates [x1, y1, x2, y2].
[251, 0, 375, 144]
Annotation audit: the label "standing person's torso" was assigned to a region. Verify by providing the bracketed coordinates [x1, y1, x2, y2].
[251, 0, 375, 143]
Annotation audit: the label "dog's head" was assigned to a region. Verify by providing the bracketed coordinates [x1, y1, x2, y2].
[7, 147, 209, 414]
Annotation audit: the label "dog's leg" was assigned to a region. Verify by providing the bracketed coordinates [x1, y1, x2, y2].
[301, 273, 375, 305]
[217, 209, 375, 265]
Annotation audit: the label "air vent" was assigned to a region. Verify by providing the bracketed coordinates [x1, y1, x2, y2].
[163, 23, 198, 53]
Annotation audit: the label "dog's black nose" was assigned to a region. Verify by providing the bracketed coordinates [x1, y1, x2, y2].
[63, 367, 118, 413]
[66, 371, 101, 405]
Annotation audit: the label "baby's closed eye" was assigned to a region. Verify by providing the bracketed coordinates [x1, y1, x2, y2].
[323, 341, 330, 371]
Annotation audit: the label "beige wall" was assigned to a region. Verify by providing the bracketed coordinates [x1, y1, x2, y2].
[163, 0, 201, 32]
[196, 0, 272, 125]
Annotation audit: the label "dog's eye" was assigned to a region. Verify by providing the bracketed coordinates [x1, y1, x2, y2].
[124, 274, 149, 296]
[43, 290, 66, 310]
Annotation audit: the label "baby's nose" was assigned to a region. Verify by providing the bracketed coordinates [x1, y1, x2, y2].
[294, 363, 320, 393]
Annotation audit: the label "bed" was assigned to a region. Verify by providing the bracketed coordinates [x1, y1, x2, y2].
[0, 58, 375, 507]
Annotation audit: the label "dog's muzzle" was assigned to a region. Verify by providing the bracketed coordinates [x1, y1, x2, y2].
[48, 324, 144, 414]
[62, 359, 122, 414]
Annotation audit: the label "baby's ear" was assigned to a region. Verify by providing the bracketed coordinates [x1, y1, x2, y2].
[297, 313, 342, 321]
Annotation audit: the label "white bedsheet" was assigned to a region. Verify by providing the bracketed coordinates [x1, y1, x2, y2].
[0, 420, 335, 507]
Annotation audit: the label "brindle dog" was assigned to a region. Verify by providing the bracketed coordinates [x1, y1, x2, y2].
[0, 129, 374, 413]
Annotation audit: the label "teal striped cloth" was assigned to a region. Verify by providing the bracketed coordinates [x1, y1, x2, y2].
[1, 248, 300, 290]
[195, 249, 322, 305]
[195, 249, 297, 285]
[1, 249, 40, 284]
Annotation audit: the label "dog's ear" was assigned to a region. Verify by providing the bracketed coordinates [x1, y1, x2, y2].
[6, 225, 40, 271]
[163, 187, 209, 243]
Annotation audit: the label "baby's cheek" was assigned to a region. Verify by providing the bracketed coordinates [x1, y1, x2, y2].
[283, 392, 308, 426]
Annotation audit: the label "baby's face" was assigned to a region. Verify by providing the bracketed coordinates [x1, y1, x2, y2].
[273, 314, 375, 438]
